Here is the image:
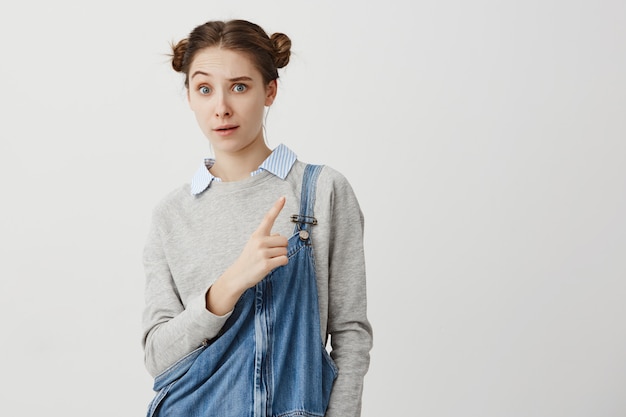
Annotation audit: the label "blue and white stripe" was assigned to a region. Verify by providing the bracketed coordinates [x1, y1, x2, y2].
[190, 144, 297, 195]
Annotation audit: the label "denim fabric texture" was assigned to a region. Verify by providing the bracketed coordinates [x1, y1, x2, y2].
[147, 164, 338, 417]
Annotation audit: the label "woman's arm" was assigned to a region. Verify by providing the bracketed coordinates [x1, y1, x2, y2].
[141, 216, 232, 377]
[142, 197, 290, 377]
[323, 171, 373, 417]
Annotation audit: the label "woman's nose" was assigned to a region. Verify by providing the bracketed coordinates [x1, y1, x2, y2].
[215, 93, 232, 118]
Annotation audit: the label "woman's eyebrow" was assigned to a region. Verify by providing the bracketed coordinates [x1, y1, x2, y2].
[228, 76, 253, 82]
[191, 70, 210, 79]
[190, 71, 253, 82]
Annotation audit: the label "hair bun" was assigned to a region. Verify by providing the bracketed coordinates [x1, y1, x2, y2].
[270, 32, 291, 69]
[171, 38, 189, 72]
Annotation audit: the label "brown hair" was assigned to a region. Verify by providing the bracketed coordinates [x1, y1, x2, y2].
[171, 19, 291, 87]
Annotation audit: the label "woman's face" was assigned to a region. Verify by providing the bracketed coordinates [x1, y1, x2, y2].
[187, 47, 276, 155]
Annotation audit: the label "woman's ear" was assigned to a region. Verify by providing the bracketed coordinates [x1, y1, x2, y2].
[265, 80, 277, 106]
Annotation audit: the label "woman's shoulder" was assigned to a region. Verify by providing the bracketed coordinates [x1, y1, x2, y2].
[288, 160, 359, 205]
[289, 160, 363, 226]
[150, 183, 193, 220]
[290, 160, 353, 188]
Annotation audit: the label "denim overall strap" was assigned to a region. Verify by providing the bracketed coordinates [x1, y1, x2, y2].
[292, 164, 324, 239]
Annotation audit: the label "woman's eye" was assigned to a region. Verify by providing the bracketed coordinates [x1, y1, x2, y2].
[233, 83, 247, 93]
[199, 86, 211, 95]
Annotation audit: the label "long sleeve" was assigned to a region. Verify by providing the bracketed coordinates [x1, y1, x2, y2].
[323, 172, 373, 417]
[141, 208, 232, 377]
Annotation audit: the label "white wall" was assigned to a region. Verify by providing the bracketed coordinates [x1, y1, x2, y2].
[1, 0, 624, 415]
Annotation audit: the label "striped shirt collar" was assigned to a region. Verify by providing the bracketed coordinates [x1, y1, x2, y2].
[190, 144, 297, 195]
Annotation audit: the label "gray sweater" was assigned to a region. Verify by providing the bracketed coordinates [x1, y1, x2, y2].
[142, 160, 372, 417]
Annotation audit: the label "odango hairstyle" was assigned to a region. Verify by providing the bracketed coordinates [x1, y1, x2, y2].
[170, 19, 291, 87]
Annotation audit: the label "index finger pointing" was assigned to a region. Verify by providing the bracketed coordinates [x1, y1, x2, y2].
[255, 196, 286, 236]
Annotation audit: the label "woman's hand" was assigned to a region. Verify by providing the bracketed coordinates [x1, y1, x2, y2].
[205, 196, 289, 315]
[230, 196, 289, 288]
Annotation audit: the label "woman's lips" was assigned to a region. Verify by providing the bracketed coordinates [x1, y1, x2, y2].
[214, 125, 239, 136]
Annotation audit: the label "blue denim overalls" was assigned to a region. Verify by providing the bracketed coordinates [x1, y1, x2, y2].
[147, 164, 338, 417]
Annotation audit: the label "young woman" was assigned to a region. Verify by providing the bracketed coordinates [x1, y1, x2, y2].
[142, 19, 372, 417]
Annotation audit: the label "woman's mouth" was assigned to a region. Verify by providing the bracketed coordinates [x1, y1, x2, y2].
[214, 125, 239, 136]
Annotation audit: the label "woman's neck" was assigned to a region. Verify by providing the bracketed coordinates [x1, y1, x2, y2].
[210, 140, 272, 182]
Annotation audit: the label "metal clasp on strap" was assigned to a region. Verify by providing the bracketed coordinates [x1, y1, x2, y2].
[290, 214, 318, 225]
[291, 214, 317, 241]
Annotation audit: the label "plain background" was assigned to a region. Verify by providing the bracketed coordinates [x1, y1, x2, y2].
[1, 0, 625, 416]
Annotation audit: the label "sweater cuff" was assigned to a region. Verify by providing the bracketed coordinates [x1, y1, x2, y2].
[188, 291, 233, 337]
